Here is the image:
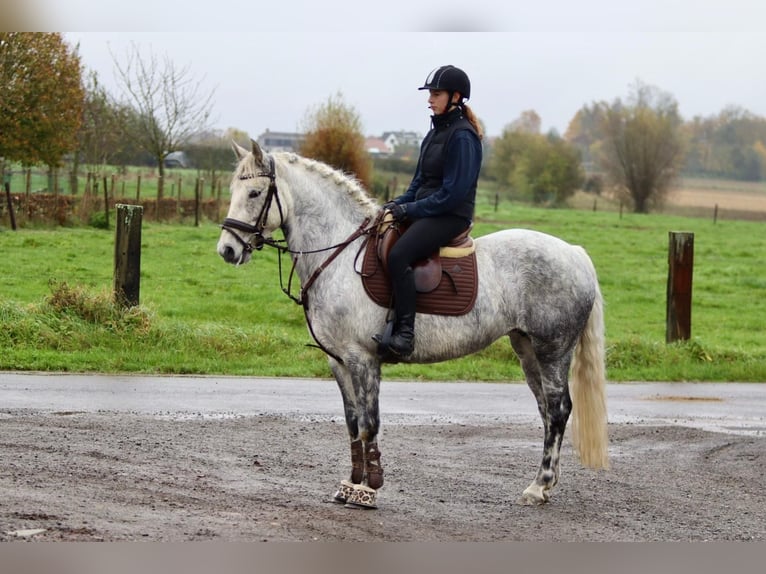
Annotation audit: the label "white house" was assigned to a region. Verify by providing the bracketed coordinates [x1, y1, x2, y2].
[364, 137, 393, 155]
[381, 130, 423, 151]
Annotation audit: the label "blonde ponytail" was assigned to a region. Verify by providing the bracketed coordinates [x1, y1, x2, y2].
[463, 104, 484, 140]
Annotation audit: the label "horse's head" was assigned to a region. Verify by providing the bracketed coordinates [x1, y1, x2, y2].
[218, 139, 284, 265]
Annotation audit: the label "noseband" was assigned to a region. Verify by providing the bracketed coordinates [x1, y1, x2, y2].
[220, 155, 283, 253]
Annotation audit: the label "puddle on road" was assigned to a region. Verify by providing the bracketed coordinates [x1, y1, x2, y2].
[612, 414, 766, 437]
[643, 395, 724, 402]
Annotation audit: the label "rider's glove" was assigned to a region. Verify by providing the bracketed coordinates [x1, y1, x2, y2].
[386, 202, 407, 222]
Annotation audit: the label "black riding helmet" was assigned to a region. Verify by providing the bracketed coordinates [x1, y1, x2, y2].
[418, 65, 471, 105]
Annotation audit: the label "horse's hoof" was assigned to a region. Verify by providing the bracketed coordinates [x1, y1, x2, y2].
[332, 480, 355, 504]
[517, 494, 546, 506]
[344, 484, 378, 509]
[518, 484, 550, 505]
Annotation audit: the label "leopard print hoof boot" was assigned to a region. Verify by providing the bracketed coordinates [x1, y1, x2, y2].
[332, 480, 356, 504]
[344, 484, 378, 509]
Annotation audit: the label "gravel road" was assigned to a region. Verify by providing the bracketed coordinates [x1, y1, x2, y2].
[1, 374, 764, 541]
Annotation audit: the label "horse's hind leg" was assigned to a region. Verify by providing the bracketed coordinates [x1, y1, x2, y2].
[510, 332, 573, 504]
[329, 357, 384, 508]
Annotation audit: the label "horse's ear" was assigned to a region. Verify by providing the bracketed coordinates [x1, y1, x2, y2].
[250, 138, 264, 165]
[232, 140, 249, 160]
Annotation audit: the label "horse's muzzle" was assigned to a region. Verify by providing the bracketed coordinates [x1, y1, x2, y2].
[220, 244, 238, 264]
[218, 242, 251, 266]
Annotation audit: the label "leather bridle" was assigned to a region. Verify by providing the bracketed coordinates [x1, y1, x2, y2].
[220, 155, 282, 254]
[219, 154, 380, 364]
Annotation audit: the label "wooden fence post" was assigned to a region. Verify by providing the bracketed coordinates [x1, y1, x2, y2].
[216, 179, 222, 218]
[102, 175, 110, 228]
[4, 181, 17, 231]
[666, 231, 694, 343]
[113, 204, 143, 308]
[25, 168, 31, 220]
[194, 177, 202, 227]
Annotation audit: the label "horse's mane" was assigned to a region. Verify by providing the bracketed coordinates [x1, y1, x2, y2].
[233, 149, 379, 215]
[285, 153, 379, 211]
[240, 151, 376, 212]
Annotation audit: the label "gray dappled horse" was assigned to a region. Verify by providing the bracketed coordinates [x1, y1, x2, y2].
[218, 140, 608, 508]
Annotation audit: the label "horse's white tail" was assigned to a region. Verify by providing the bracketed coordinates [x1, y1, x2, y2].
[569, 272, 609, 470]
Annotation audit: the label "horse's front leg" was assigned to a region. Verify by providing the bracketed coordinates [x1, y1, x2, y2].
[329, 356, 384, 509]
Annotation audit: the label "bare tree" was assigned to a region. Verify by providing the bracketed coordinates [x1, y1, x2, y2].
[113, 43, 215, 198]
[597, 80, 685, 213]
[79, 71, 130, 171]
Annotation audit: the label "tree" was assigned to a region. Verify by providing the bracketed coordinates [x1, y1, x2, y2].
[513, 134, 584, 205]
[488, 127, 536, 188]
[78, 71, 133, 171]
[113, 43, 215, 198]
[299, 92, 372, 190]
[508, 109, 542, 134]
[597, 81, 685, 213]
[753, 140, 766, 181]
[682, 106, 766, 181]
[0, 33, 84, 167]
[489, 112, 584, 206]
[565, 102, 609, 169]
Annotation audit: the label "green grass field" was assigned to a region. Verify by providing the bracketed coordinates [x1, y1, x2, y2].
[1, 197, 764, 382]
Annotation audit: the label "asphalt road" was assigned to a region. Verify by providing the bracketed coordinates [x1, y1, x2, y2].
[2, 372, 765, 436]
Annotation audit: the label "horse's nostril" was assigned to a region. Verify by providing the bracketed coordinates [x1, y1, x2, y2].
[222, 245, 236, 263]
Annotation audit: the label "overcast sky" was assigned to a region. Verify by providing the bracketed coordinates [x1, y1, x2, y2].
[25, 1, 766, 140]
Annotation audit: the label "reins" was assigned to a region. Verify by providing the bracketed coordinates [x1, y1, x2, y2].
[220, 155, 383, 364]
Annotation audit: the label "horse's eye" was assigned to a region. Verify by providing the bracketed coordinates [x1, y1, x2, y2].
[248, 189, 261, 199]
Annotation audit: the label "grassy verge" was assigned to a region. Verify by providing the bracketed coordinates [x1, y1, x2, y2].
[1, 200, 764, 381]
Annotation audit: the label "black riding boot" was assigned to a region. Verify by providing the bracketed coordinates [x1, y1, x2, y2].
[373, 267, 416, 358]
[388, 311, 415, 357]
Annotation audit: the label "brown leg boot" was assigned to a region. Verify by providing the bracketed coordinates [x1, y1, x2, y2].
[333, 439, 364, 504]
[365, 442, 384, 489]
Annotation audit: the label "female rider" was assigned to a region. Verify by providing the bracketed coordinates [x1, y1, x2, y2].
[374, 65, 484, 358]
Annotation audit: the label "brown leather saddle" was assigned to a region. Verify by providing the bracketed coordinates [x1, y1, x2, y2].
[360, 213, 479, 316]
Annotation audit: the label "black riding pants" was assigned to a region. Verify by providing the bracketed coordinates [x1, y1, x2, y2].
[387, 215, 470, 320]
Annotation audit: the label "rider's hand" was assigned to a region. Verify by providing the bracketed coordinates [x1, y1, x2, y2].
[386, 203, 407, 222]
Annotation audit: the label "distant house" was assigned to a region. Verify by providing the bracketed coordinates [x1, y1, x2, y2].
[254, 128, 422, 156]
[365, 137, 393, 155]
[256, 129, 304, 153]
[381, 130, 423, 152]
